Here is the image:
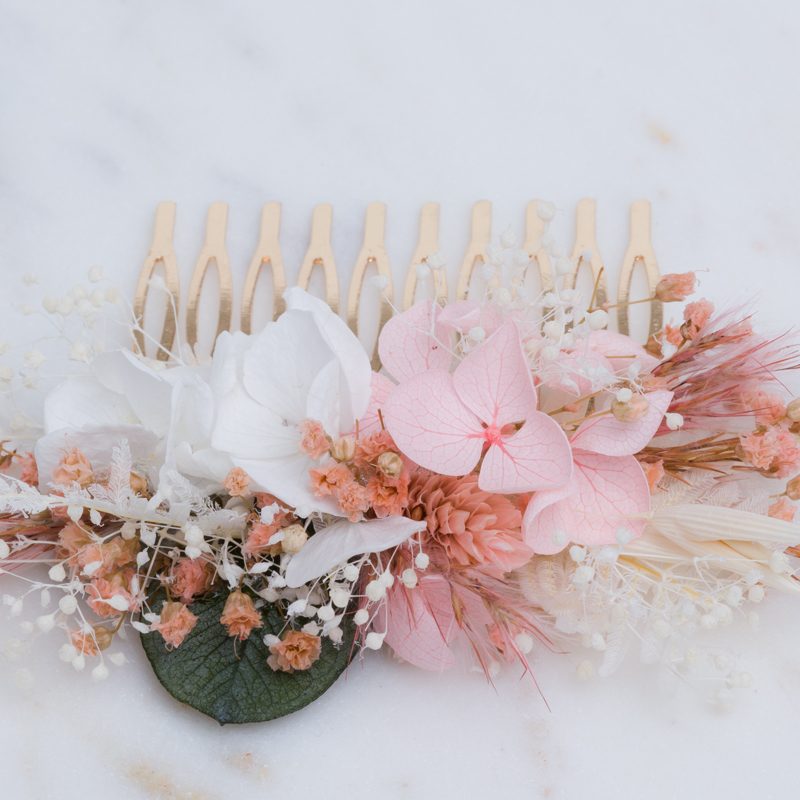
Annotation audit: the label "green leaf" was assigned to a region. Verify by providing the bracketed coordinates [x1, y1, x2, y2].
[140, 591, 354, 725]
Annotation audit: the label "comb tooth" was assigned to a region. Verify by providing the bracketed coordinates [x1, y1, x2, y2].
[617, 199, 663, 340]
[297, 203, 339, 312]
[347, 202, 393, 371]
[569, 197, 608, 314]
[186, 202, 233, 357]
[133, 202, 180, 361]
[523, 200, 556, 295]
[403, 203, 446, 309]
[456, 200, 493, 301]
[241, 202, 286, 334]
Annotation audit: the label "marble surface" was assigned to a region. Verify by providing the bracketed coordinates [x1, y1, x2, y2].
[2, 1, 800, 798]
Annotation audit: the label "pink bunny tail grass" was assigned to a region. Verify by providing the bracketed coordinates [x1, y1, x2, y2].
[651, 310, 800, 431]
[0, 517, 59, 573]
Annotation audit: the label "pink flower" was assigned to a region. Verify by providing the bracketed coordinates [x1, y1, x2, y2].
[170, 558, 214, 603]
[740, 427, 800, 476]
[740, 388, 786, 427]
[223, 467, 251, 497]
[243, 521, 281, 556]
[298, 419, 330, 459]
[52, 448, 94, 488]
[768, 497, 796, 522]
[154, 602, 198, 649]
[220, 590, 261, 640]
[58, 522, 92, 561]
[267, 629, 322, 673]
[655, 272, 696, 302]
[682, 299, 714, 338]
[76, 536, 138, 579]
[355, 430, 397, 465]
[70, 627, 113, 657]
[407, 471, 531, 572]
[664, 325, 684, 347]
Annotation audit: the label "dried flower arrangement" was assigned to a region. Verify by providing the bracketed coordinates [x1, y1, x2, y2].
[1, 216, 799, 723]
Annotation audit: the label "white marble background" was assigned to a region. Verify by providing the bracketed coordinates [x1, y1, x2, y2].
[2, 1, 800, 798]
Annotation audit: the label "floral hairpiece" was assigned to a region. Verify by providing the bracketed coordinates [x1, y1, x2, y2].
[1, 237, 799, 723]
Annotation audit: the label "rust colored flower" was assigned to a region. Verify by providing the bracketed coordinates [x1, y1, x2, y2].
[220, 590, 262, 640]
[52, 448, 94, 488]
[655, 272, 696, 302]
[406, 471, 531, 573]
[267, 629, 322, 673]
[153, 601, 198, 649]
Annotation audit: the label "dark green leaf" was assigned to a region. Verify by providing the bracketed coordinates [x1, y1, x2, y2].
[140, 591, 354, 725]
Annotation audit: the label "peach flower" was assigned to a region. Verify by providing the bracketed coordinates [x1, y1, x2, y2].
[267, 629, 322, 673]
[154, 602, 198, 649]
[170, 557, 214, 603]
[52, 448, 94, 487]
[298, 419, 330, 459]
[681, 299, 714, 338]
[76, 536, 138, 578]
[223, 467, 251, 497]
[243, 520, 282, 557]
[309, 461, 353, 497]
[18, 453, 38, 485]
[70, 626, 113, 657]
[740, 427, 800, 477]
[655, 272, 696, 302]
[220, 590, 262, 640]
[367, 471, 409, 518]
[58, 522, 93, 561]
[740, 389, 786, 427]
[355, 430, 396, 465]
[407, 471, 531, 572]
[336, 478, 371, 521]
[663, 325, 684, 348]
[86, 571, 138, 618]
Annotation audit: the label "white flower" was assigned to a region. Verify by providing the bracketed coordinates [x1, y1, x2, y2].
[211, 288, 371, 513]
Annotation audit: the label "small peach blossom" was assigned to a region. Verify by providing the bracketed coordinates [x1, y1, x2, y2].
[18, 453, 38, 485]
[86, 573, 137, 618]
[355, 430, 396, 464]
[220, 590, 262, 640]
[267, 629, 322, 673]
[71, 626, 113, 656]
[223, 467, 250, 497]
[336, 478, 371, 521]
[768, 497, 796, 522]
[58, 522, 92, 560]
[309, 461, 353, 497]
[170, 557, 214, 603]
[367, 472, 409, 518]
[77, 536, 138, 578]
[740, 389, 786, 427]
[655, 272, 696, 302]
[153, 602, 198, 649]
[243, 520, 282, 557]
[681, 299, 714, 338]
[53, 448, 94, 487]
[642, 460, 665, 493]
[740, 427, 800, 477]
[298, 419, 330, 459]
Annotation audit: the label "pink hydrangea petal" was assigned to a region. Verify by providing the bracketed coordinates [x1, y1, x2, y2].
[378, 301, 451, 383]
[587, 330, 660, 374]
[383, 370, 483, 475]
[356, 372, 395, 436]
[453, 322, 538, 426]
[523, 452, 650, 554]
[479, 414, 572, 493]
[437, 300, 503, 336]
[384, 575, 458, 671]
[570, 389, 673, 457]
